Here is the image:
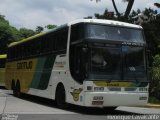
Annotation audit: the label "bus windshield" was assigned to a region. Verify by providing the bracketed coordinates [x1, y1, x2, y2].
[123, 46, 147, 81]
[88, 46, 147, 82]
[89, 46, 121, 80]
[86, 24, 144, 43]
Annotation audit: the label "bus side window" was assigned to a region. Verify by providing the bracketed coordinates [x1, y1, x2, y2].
[0, 58, 5, 68]
[71, 45, 86, 83]
[70, 23, 84, 43]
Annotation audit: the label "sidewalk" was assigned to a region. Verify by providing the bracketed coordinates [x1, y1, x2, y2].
[144, 103, 160, 108]
[0, 90, 7, 114]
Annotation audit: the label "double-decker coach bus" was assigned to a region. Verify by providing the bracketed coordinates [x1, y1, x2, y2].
[0, 54, 7, 87]
[5, 19, 149, 109]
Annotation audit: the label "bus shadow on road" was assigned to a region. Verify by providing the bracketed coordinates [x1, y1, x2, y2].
[17, 93, 140, 115]
[64, 105, 140, 115]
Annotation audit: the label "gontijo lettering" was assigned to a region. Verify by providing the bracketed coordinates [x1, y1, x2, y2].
[17, 61, 32, 69]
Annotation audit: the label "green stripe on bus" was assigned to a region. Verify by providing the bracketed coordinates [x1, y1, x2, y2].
[30, 57, 46, 88]
[37, 55, 56, 90]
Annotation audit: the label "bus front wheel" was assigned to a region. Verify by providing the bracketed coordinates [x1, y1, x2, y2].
[55, 84, 66, 108]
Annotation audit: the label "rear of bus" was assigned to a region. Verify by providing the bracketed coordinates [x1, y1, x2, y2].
[0, 54, 7, 87]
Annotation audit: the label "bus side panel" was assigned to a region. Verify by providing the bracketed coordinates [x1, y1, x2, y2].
[5, 59, 37, 92]
[5, 54, 56, 95]
[0, 68, 5, 86]
[30, 55, 56, 90]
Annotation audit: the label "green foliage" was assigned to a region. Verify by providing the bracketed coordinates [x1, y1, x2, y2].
[36, 26, 44, 33]
[45, 24, 57, 29]
[149, 97, 160, 104]
[0, 14, 36, 54]
[142, 8, 160, 55]
[150, 54, 160, 98]
[0, 18, 14, 54]
[10, 27, 22, 41]
[152, 55, 160, 80]
[19, 28, 35, 39]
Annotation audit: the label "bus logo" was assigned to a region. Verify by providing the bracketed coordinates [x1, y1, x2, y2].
[70, 88, 82, 102]
[17, 61, 33, 69]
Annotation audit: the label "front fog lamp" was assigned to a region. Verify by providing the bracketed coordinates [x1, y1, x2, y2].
[93, 96, 103, 100]
[139, 88, 148, 92]
[94, 87, 104, 91]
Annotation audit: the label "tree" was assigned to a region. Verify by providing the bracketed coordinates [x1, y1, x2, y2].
[36, 26, 44, 33]
[0, 14, 37, 54]
[154, 3, 160, 8]
[111, 0, 120, 18]
[139, 8, 160, 55]
[91, 0, 135, 20]
[94, 9, 115, 20]
[0, 16, 15, 54]
[19, 28, 35, 39]
[123, 0, 135, 20]
[150, 55, 160, 98]
[45, 24, 57, 30]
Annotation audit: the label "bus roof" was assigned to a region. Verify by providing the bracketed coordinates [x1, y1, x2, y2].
[8, 19, 142, 47]
[0, 54, 7, 59]
[68, 19, 142, 29]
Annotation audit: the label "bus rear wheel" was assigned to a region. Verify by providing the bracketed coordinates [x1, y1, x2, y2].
[14, 81, 21, 98]
[11, 80, 16, 96]
[55, 85, 66, 108]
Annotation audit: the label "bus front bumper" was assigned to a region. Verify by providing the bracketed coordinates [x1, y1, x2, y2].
[83, 92, 148, 107]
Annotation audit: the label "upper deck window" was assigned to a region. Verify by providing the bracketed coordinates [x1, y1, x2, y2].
[0, 58, 6, 68]
[86, 24, 145, 43]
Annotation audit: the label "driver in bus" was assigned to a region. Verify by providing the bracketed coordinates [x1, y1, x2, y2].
[92, 51, 107, 67]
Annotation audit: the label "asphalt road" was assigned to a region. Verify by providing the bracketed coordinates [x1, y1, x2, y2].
[0, 89, 160, 120]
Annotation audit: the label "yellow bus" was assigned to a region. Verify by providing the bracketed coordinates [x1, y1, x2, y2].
[5, 19, 149, 109]
[0, 54, 7, 87]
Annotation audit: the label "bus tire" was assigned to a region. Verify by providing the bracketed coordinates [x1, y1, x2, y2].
[15, 80, 21, 98]
[11, 80, 16, 96]
[55, 84, 66, 108]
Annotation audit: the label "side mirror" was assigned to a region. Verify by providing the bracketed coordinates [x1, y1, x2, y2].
[82, 47, 88, 53]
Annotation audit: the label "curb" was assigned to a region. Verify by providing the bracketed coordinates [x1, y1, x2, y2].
[144, 104, 160, 108]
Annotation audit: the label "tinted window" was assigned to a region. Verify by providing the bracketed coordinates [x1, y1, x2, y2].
[0, 58, 6, 68]
[7, 26, 68, 61]
[70, 23, 85, 43]
[86, 24, 144, 43]
[89, 47, 121, 80]
[123, 46, 147, 81]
